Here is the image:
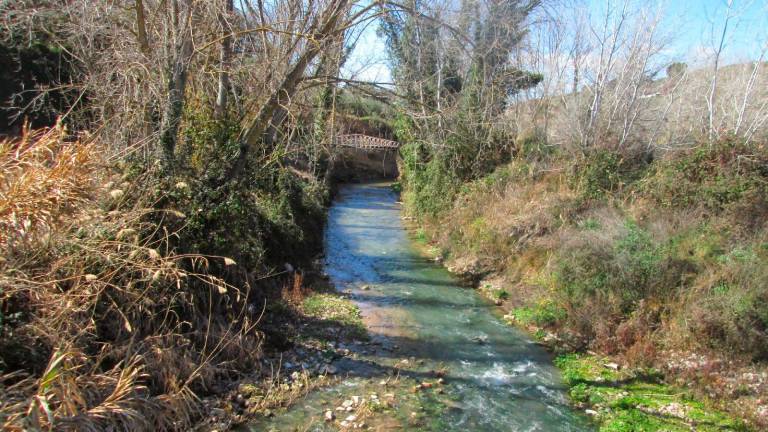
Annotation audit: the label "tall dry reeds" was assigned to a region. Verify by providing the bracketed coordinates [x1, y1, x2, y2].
[0, 126, 264, 431]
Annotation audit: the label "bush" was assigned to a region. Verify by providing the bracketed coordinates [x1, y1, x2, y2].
[400, 142, 460, 219]
[643, 137, 768, 211]
[512, 300, 567, 327]
[686, 245, 768, 360]
[551, 218, 683, 344]
[572, 149, 648, 200]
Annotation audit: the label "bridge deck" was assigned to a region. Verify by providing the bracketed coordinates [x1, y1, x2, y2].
[335, 134, 400, 149]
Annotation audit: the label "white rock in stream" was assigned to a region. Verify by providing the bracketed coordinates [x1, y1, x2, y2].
[345, 415, 357, 422]
[351, 395, 362, 406]
[324, 410, 335, 422]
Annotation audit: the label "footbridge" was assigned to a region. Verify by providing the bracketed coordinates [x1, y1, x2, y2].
[334, 134, 400, 150]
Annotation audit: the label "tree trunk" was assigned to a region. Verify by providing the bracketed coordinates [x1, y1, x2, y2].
[214, 0, 234, 119]
[159, 1, 193, 170]
[232, 0, 350, 176]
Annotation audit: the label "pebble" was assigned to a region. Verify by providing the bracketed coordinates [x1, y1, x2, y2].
[585, 409, 598, 416]
[345, 415, 357, 422]
[351, 395, 362, 405]
[324, 410, 335, 421]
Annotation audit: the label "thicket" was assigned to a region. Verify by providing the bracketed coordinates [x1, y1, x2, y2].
[0, 0, 361, 430]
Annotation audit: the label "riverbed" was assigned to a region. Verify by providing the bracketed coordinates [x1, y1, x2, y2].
[250, 183, 591, 431]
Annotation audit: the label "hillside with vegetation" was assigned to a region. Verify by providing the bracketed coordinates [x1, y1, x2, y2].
[389, 0, 768, 429]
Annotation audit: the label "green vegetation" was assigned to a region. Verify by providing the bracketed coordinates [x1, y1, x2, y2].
[301, 293, 367, 341]
[555, 354, 749, 431]
[510, 301, 567, 327]
[401, 136, 768, 427]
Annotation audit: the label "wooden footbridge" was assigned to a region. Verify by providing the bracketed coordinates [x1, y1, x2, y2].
[334, 134, 400, 150]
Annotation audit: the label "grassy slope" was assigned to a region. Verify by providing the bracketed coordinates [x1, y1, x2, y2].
[402, 139, 768, 429]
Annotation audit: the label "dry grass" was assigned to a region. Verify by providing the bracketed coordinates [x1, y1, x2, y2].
[0, 126, 266, 431]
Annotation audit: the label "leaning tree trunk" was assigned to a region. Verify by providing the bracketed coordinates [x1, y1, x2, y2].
[231, 0, 351, 177]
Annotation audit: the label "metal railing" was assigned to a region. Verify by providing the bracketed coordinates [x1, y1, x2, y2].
[334, 134, 400, 149]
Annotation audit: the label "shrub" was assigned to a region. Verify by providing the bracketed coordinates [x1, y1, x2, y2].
[512, 300, 567, 327]
[643, 137, 768, 211]
[686, 246, 768, 359]
[400, 142, 460, 219]
[571, 149, 648, 200]
[516, 128, 555, 161]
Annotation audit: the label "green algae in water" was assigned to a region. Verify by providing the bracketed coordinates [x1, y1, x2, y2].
[554, 354, 750, 432]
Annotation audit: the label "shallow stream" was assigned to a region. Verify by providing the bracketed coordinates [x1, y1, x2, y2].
[250, 183, 591, 431]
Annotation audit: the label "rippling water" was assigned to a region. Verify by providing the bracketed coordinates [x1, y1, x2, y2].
[250, 183, 592, 431]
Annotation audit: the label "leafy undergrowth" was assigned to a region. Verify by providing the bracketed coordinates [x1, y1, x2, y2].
[0, 124, 330, 431]
[555, 354, 750, 432]
[300, 293, 368, 342]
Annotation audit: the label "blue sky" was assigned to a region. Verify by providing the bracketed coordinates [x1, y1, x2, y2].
[342, 0, 768, 84]
[656, 0, 766, 63]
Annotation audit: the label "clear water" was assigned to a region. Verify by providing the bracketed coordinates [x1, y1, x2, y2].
[250, 183, 592, 431]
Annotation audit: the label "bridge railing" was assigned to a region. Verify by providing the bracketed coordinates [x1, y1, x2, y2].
[334, 134, 400, 149]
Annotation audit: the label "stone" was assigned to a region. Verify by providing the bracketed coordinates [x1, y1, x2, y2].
[323, 365, 338, 375]
[351, 395, 362, 406]
[604, 362, 620, 370]
[340, 421, 350, 428]
[345, 415, 358, 422]
[324, 410, 335, 422]
[585, 409, 598, 416]
[437, 378, 445, 385]
[342, 399, 354, 408]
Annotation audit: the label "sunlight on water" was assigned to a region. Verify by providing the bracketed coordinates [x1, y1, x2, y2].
[251, 183, 592, 431]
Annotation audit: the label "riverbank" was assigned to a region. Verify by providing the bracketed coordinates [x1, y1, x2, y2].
[408, 222, 753, 431]
[399, 140, 768, 430]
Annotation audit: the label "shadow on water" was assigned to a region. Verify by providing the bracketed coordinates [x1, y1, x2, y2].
[252, 183, 593, 431]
